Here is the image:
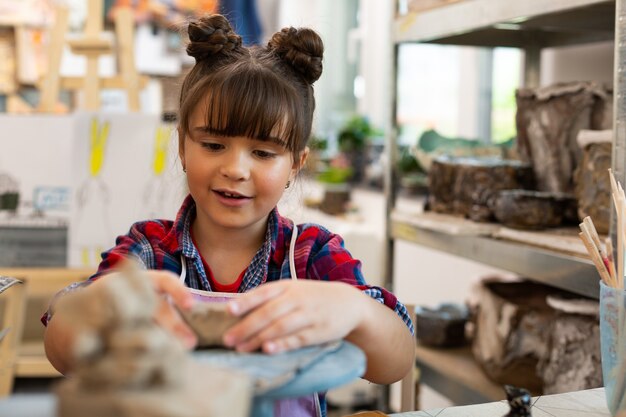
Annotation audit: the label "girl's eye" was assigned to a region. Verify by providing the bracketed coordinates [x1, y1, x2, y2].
[201, 142, 224, 151]
[253, 150, 276, 159]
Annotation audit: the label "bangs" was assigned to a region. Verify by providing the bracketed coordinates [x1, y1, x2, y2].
[186, 70, 304, 151]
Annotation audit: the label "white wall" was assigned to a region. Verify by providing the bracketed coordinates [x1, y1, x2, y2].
[457, 48, 482, 140]
[273, 0, 357, 136]
[356, 0, 393, 131]
[0, 115, 74, 217]
[540, 41, 614, 87]
[357, 1, 498, 141]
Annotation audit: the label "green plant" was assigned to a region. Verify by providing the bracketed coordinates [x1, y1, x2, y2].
[309, 135, 328, 151]
[316, 153, 353, 184]
[337, 116, 381, 152]
[397, 146, 423, 174]
[316, 166, 353, 184]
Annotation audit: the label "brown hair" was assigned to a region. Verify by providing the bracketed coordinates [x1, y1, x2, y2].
[178, 14, 324, 162]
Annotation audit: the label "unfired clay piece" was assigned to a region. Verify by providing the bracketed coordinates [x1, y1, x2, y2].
[53, 262, 252, 417]
[178, 302, 241, 347]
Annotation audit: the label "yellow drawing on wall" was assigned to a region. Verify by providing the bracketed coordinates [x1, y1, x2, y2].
[142, 124, 174, 219]
[89, 118, 109, 177]
[76, 117, 112, 266]
[152, 125, 168, 175]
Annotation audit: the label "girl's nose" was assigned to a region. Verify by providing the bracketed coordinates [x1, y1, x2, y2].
[219, 150, 250, 181]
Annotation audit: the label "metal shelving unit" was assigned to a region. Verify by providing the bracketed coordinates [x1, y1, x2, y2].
[384, 0, 624, 407]
[384, 0, 623, 300]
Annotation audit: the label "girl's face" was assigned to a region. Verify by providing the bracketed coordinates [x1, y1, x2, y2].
[180, 102, 305, 233]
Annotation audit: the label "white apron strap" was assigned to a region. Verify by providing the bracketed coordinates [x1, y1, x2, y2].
[287, 221, 322, 417]
[289, 222, 298, 280]
[179, 254, 187, 284]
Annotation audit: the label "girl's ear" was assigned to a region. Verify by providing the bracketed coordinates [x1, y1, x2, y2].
[294, 147, 310, 172]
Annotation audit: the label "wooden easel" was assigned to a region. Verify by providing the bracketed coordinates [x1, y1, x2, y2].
[38, 0, 147, 112]
[0, 278, 26, 397]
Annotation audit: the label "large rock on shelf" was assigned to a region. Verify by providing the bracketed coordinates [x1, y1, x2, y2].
[471, 279, 575, 393]
[427, 156, 534, 222]
[575, 130, 612, 234]
[492, 190, 578, 230]
[516, 81, 612, 194]
[472, 278, 602, 396]
[538, 296, 601, 394]
[591, 86, 614, 130]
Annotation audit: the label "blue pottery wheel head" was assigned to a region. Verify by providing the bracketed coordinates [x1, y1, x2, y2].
[194, 340, 366, 399]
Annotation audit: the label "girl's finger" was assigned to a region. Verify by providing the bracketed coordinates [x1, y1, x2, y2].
[228, 281, 288, 316]
[154, 297, 197, 349]
[233, 312, 311, 353]
[224, 295, 298, 347]
[262, 328, 319, 354]
[171, 319, 198, 349]
[150, 270, 194, 310]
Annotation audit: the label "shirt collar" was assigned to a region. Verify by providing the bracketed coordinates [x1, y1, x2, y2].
[270, 208, 293, 267]
[239, 212, 275, 290]
[162, 194, 196, 258]
[169, 196, 288, 287]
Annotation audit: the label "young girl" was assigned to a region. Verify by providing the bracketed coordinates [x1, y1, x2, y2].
[44, 14, 415, 417]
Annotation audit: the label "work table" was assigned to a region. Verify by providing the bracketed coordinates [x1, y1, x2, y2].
[0, 388, 610, 416]
[391, 388, 608, 417]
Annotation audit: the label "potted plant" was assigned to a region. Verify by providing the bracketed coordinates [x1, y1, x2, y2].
[315, 154, 353, 215]
[0, 172, 19, 211]
[397, 146, 428, 195]
[337, 115, 381, 184]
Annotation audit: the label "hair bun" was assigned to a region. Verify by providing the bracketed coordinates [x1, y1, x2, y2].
[268, 27, 324, 85]
[186, 15, 242, 62]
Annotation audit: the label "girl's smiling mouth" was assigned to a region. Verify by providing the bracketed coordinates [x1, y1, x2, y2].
[213, 189, 252, 205]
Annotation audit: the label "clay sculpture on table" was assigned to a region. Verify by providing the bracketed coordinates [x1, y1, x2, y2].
[53, 262, 252, 417]
[503, 385, 532, 417]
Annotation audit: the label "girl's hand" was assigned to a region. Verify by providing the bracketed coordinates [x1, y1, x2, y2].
[222, 280, 368, 354]
[45, 270, 198, 375]
[147, 270, 198, 350]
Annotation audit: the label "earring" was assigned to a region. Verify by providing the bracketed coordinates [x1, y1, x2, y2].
[285, 180, 291, 189]
[183, 167, 186, 173]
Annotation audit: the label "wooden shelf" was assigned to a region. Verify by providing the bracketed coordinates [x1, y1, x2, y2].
[394, 0, 615, 47]
[391, 211, 599, 299]
[414, 344, 505, 405]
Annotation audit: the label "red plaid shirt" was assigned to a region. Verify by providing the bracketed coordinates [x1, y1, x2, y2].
[44, 195, 413, 333]
[42, 195, 414, 417]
